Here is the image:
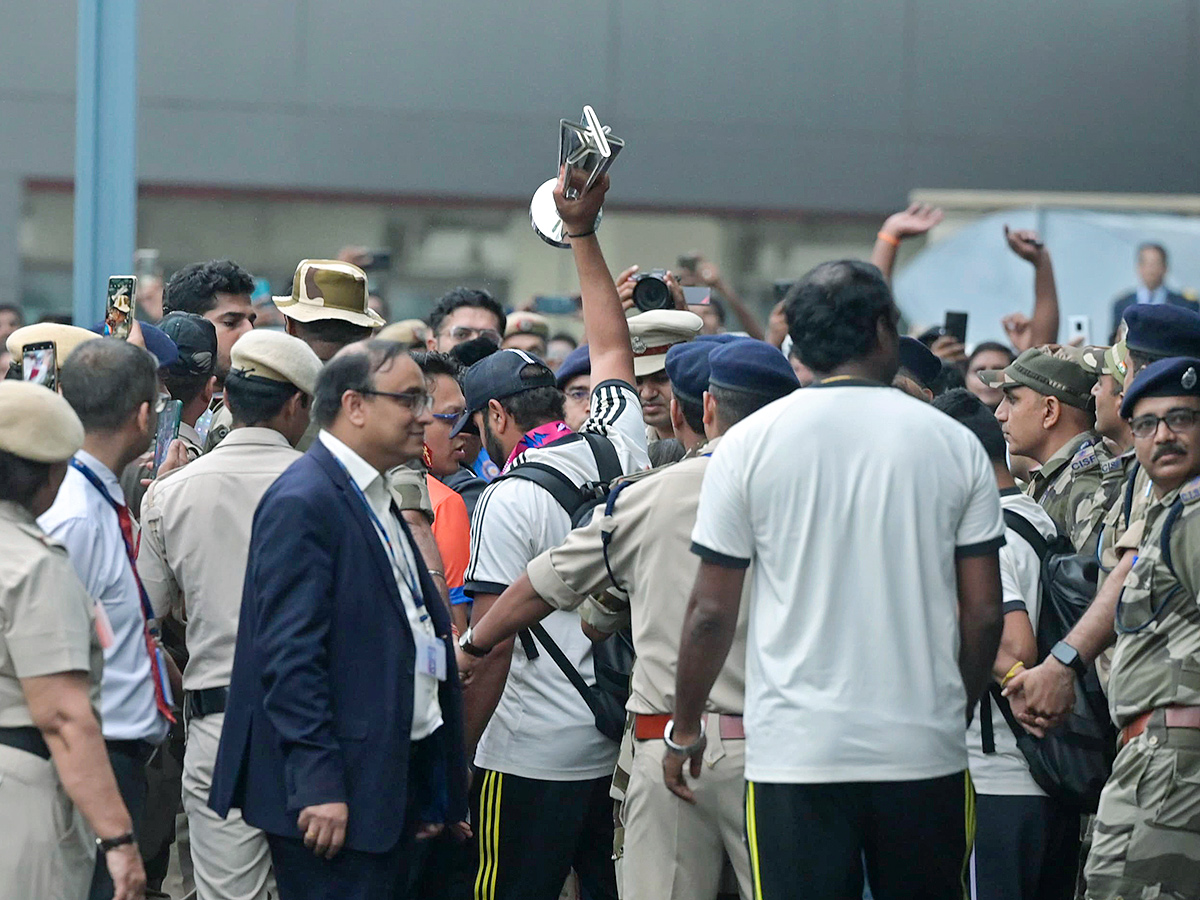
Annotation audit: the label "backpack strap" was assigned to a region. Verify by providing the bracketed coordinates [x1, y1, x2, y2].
[1160, 498, 1186, 580]
[527, 622, 604, 720]
[980, 690, 997, 754]
[1123, 460, 1142, 527]
[581, 432, 623, 485]
[987, 683, 1028, 743]
[1003, 508, 1051, 561]
[500, 462, 586, 518]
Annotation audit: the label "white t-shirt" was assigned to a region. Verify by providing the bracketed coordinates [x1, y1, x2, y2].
[466, 380, 649, 781]
[691, 382, 1005, 784]
[966, 490, 1056, 796]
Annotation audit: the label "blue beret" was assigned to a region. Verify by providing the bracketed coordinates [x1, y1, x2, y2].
[90, 320, 179, 370]
[664, 341, 719, 404]
[708, 340, 800, 399]
[555, 344, 591, 387]
[899, 336, 942, 388]
[1123, 305, 1200, 360]
[1120, 356, 1200, 419]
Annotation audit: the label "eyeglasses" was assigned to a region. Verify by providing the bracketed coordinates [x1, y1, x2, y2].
[359, 389, 435, 414]
[431, 410, 465, 423]
[448, 326, 502, 346]
[564, 387, 590, 402]
[1130, 408, 1200, 439]
[153, 392, 171, 415]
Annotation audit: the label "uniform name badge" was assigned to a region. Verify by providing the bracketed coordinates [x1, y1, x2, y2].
[416, 632, 448, 681]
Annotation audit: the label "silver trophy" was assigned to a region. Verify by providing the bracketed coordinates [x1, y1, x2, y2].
[530, 105, 625, 248]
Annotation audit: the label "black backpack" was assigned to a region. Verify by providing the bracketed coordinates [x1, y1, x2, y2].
[499, 432, 635, 742]
[979, 509, 1116, 813]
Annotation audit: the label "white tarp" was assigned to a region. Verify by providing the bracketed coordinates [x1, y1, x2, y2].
[893, 208, 1200, 348]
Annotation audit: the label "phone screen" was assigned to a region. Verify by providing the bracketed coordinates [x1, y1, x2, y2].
[153, 400, 183, 477]
[943, 311, 969, 345]
[22, 342, 57, 390]
[106, 276, 138, 340]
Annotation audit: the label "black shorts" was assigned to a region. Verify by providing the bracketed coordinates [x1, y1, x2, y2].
[471, 768, 617, 900]
[745, 772, 973, 900]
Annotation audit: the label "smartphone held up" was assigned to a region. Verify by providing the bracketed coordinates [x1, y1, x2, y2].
[22, 341, 57, 391]
[106, 276, 137, 340]
[152, 399, 183, 478]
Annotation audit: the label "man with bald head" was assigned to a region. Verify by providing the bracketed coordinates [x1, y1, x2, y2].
[211, 340, 468, 900]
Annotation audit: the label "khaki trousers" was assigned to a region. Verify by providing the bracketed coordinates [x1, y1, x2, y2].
[620, 717, 751, 900]
[183, 712, 274, 900]
[0, 742, 95, 899]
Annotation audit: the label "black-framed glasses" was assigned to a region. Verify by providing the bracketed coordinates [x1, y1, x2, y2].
[1130, 407, 1200, 439]
[564, 387, 589, 402]
[431, 410, 464, 423]
[359, 389, 434, 414]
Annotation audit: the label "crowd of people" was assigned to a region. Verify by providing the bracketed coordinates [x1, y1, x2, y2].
[3, 167, 1200, 900]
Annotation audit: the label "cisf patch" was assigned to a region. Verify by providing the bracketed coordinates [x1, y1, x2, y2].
[1101, 457, 1124, 475]
[1181, 475, 1200, 505]
[1070, 448, 1098, 472]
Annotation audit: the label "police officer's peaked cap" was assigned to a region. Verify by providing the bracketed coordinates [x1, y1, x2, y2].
[228, 329, 323, 396]
[0, 381, 84, 463]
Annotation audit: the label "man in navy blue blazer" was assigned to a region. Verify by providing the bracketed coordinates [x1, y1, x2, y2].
[1110, 242, 1198, 338]
[209, 339, 469, 899]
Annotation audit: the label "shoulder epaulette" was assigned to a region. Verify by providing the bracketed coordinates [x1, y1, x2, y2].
[1181, 475, 1200, 505]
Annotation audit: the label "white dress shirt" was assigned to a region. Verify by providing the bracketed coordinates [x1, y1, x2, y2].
[38, 450, 168, 744]
[319, 431, 443, 740]
[1136, 285, 1168, 306]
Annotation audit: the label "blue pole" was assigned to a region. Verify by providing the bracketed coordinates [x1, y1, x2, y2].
[73, 0, 138, 328]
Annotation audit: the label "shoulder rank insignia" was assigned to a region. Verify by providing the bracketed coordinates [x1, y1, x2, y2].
[1181, 475, 1200, 505]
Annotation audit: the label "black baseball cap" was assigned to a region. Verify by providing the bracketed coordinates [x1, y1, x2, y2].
[158, 311, 217, 377]
[450, 349, 556, 437]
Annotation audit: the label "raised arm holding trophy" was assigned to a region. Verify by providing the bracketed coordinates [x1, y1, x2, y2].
[530, 104, 624, 248]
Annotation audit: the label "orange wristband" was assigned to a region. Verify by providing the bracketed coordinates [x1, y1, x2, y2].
[877, 230, 901, 248]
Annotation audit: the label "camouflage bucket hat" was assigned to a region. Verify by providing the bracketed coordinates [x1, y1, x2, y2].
[978, 344, 1097, 410]
[272, 259, 385, 329]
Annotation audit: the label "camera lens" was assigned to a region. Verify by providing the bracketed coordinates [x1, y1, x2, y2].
[632, 274, 672, 312]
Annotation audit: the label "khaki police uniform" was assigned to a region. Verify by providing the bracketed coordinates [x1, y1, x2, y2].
[202, 397, 233, 452]
[0, 381, 103, 897]
[0, 502, 104, 898]
[1084, 474, 1200, 899]
[1027, 429, 1112, 556]
[526, 437, 752, 900]
[138, 329, 321, 900]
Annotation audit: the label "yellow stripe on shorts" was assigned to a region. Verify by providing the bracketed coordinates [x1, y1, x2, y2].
[474, 771, 504, 900]
[746, 781, 764, 900]
[962, 770, 977, 898]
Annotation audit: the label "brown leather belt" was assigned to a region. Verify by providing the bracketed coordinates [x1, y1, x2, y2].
[1121, 705, 1200, 746]
[633, 713, 744, 741]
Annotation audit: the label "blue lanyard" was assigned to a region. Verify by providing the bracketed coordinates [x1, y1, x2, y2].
[338, 463, 427, 620]
[69, 458, 158, 624]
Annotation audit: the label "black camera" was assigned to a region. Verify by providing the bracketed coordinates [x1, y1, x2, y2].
[631, 269, 672, 312]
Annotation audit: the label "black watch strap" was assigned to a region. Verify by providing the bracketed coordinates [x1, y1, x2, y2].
[1052, 640, 1087, 678]
[97, 831, 136, 852]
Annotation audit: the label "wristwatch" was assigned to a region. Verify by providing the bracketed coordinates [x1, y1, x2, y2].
[458, 627, 490, 659]
[97, 832, 136, 852]
[1050, 640, 1088, 678]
